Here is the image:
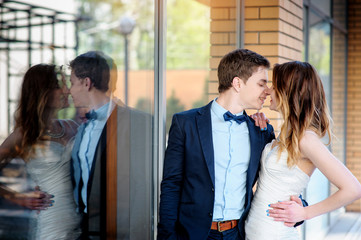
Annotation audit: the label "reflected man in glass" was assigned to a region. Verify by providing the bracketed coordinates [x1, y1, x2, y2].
[69, 51, 151, 239]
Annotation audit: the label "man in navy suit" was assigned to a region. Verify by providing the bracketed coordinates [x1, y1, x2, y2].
[158, 49, 275, 240]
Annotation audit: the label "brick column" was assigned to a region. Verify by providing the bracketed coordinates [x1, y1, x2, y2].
[346, 0, 361, 212]
[209, 0, 303, 133]
[209, 0, 237, 101]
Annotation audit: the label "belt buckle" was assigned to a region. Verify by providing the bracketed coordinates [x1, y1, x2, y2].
[217, 221, 225, 232]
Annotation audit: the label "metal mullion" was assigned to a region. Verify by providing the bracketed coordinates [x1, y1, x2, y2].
[236, 0, 245, 49]
[153, 0, 166, 238]
[51, 15, 55, 64]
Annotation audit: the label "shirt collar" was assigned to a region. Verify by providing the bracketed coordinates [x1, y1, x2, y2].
[93, 101, 112, 121]
[211, 98, 244, 121]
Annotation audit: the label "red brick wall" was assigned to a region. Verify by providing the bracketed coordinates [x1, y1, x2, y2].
[347, 0, 361, 212]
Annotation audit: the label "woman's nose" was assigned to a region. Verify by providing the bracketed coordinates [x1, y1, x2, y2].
[264, 87, 271, 95]
[62, 85, 70, 95]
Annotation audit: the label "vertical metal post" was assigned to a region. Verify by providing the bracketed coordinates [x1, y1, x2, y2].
[27, 8, 31, 67]
[75, 20, 79, 56]
[5, 9, 11, 134]
[236, 0, 245, 49]
[6, 37, 10, 135]
[153, 0, 166, 238]
[41, 16, 44, 63]
[51, 16, 55, 64]
[124, 35, 129, 106]
[64, 22, 67, 64]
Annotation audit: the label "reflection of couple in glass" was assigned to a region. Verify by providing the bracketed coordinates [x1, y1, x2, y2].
[0, 51, 120, 239]
[158, 49, 361, 240]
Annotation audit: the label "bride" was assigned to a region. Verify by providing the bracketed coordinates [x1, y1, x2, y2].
[0, 64, 81, 239]
[245, 61, 361, 240]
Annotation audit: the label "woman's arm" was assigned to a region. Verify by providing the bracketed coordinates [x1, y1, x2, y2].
[0, 184, 53, 210]
[268, 131, 361, 223]
[0, 128, 23, 169]
[0, 128, 53, 210]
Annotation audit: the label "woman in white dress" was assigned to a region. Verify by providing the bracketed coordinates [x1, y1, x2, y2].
[0, 64, 81, 239]
[245, 61, 361, 240]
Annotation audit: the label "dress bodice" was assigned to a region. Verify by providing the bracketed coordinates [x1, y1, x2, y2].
[25, 139, 81, 240]
[26, 140, 74, 192]
[256, 140, 309, 201]
[245, 140, 310, 240]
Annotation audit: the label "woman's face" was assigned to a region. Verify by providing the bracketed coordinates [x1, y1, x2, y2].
[268, 85, 278, 111]
[47, 76, 70, 109]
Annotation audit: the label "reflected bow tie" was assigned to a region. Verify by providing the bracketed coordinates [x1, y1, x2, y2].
[85, 110, 97, 120]
[223, 111, 246, 124]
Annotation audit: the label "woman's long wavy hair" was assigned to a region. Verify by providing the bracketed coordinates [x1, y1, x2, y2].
[14, 64, 59, 158]
[273, 61, 332, 167]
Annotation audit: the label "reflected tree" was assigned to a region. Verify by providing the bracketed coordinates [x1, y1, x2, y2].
[192, 76, 209, 108]
[166, 90, 185, 132]
[135, 97, 152, 114]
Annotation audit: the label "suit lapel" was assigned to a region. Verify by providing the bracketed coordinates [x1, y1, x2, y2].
[72, 123, 86, 206]
[87, 108, 117, 196]
[196, 101, 215, 187]
[245, 116, 262, 192]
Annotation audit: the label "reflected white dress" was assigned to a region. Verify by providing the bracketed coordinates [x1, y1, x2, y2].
[26, 138, 81, 240]
[245, 140, 310, 240]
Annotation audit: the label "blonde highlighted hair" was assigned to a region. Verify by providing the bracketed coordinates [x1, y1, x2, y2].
[273, 61, 332, 167]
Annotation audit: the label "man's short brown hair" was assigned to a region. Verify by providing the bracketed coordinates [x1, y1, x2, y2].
[69, 51, 116, 92]
[217, 48, 270, 93]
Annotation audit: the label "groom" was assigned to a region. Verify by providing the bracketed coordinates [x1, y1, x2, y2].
[69, 51, 151, 239]
[158, 49, 275, 240]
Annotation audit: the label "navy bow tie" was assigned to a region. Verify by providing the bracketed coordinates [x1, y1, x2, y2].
[85, 110, 97, 120]
[223, 111, 246, 124]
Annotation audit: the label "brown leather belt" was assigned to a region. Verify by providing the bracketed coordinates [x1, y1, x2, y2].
[211, 220, 239, 232]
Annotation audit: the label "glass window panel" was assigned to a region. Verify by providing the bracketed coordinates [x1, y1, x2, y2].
[311, 0, 331, 17]
[329, 27, 347, 225]
[304, 10, 332, 240]
[166, 0, 210, 133]
[331, 28, 346, 165]
[309, 11, 331, 104]
[0, 0, 155, 239]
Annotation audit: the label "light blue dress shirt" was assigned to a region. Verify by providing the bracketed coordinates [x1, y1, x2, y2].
[78, 102, 113, 213]
[211, 99, 251, 221]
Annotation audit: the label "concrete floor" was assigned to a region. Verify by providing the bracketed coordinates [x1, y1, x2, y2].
[323, 212, 361, 240]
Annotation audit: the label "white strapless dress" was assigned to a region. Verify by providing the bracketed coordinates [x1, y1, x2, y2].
[26, 139, 81, 240]
[245, 140, 310, 240]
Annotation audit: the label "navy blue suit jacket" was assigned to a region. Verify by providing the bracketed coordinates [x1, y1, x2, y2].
[157, 101, 275, 240]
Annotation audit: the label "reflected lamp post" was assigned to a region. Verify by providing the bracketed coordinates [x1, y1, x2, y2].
[117, 16, 135, 105]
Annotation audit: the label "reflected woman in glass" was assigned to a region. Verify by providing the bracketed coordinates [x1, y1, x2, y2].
[0, 64, 81, 239]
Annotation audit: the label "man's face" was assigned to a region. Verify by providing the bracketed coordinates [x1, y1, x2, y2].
[240, 66, 269, 110]
[69, 71, 88, 108]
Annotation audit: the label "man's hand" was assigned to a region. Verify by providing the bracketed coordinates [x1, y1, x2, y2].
[250, 112, 269, 131]
[267, 195, 306, 227]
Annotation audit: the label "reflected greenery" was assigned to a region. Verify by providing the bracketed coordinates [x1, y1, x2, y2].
[166, 91, 185, 133]
[167, 0, 210, 69]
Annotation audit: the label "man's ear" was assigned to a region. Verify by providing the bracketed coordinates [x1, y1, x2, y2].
[84, 77, 92, 91]
[231, 77, 245, 92]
